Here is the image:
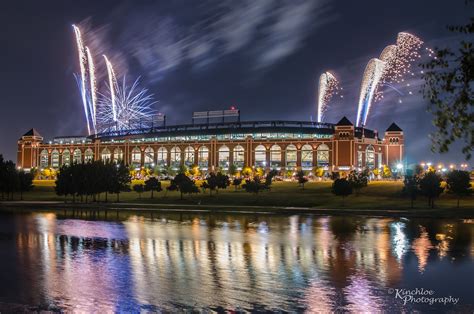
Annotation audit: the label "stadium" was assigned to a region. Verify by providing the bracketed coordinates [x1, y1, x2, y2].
[17, 109, 404, 175]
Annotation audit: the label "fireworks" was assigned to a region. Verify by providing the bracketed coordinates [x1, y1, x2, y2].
[382, 32, 423, 84]
[72, 25, 91, 135]
[72, 25, 157, 134]
[97, 77, 157, 132]
[317, 72, 339, 123]
[85, 47, 97, 131]
[356, 58, 386, 127]
[103, 55, 117, 123]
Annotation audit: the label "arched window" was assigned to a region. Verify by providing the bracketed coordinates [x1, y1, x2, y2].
[317, 144, 329, 167]
[113, 148, 123, 162]
[218, 145, 230, 169]
[184, 146, 195, 166]
[62, 149, 71, 166]
[84, 148, 94, 163]
[301, 144, 313, 169]
[254, 145, 266, 168]
[366, 145, 375, 169]
[198, 146, 209, 169]
[270, 144, 281, 168]
[170, 146, 181, 168]
[51, 149, 60, 168]
[131, 147, 141, 167]
[233, 145, 245, 169]
[101, 148, 111, 162]
[286, 144, 297, 168]
[157, 147, 168, 167]
[144, 147, 154, 167]
[73, 149, 82, 164]
[40, 149, 49, 168]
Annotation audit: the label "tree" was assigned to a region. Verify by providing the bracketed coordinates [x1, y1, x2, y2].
[419, 172, 444, 208]
[133, 184, 145, 199]
[313, 167, 324, 179]
[382, 165, 392, 179]
[332, 178, 353, 206]
[295, 170, 308, 189]
[17, 170, 33, 200]
[421, 6, 474, 159]
[232, 178, 242, 191]
[228, 164, 238, 177]
[168, 173, 199, 199]
[241, 167, 253, 178]
[403, 175, 419, 208]
[265, 169, 278, 189]
[347, 169, 369, 195]
[144, 177, 162, 198]
[372, 168, 380, 178]
[110, 162, 131, 202]
[446, 170, 472, 207]
[242, 177, 266, 195]
[188, 164, 200, 178]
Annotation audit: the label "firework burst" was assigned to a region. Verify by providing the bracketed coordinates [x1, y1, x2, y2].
[85, 47, 97, 132]
[97, 77, 157, 132]
[317, 72, 339, 123]
[356, 58, 386, 127]
[72, 25, 91, 135]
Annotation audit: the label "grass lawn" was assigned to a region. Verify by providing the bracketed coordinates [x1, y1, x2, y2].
[12, 180, 474, 210]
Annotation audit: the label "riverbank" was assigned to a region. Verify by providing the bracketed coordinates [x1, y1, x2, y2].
[1, 198, 473, 219]
[1, 181, 472, 218]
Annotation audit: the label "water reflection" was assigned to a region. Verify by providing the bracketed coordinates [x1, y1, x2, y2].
[1, 212, 473, 312]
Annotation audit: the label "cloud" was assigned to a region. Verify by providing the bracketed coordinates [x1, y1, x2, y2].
[79, 0, 335, 81]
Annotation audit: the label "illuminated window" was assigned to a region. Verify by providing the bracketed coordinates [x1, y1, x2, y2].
[84, 148, 94, 163]
[113, 148, 123, 162]
[131, 147, 141, 167]
[62, 149, 71, 166]
[366, 145, 375, 169]
[270, 144, 281, 168]
[198, 146, 209, 169]
[218, 145, 230, 169]
[157, 147, 168, 166]
[144, 147, 154, 166]
[254, 145, 266, 168]
[285, 144, 297, 168]
[301, 144, 313, 169]
[358, 151, 363, 168]
[170, 146, 181, 168]
[184, 146, 195, 166]
[40, 149, 49, 168]
[73, 149, 82, 164]
[101, 148, 111, 162]
[317, 144, 329, 167]
[51, 149, 59, 168]
[233, 145, 245, 169]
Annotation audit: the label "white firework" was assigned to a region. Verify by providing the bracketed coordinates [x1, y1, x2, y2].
[317, 71, 339, 123]
[356, 58, 386, 127]
[97, 77, 157, 132]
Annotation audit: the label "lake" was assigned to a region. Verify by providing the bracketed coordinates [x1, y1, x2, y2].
[0, 210, 473, 312]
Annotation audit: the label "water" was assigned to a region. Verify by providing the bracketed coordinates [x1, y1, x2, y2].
[0, 210, 473, 312]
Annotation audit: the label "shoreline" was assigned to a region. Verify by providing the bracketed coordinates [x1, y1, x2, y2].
[1, 201, 473, 219]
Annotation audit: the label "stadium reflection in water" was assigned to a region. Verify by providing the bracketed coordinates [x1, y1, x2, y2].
[2, 212, 473, 312]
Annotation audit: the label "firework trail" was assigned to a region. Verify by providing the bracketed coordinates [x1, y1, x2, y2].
[356, 58, 386, 127]
[72, 24, 91, 135]
[85, 47, 97, 132]
[103, 55, 118, 123]
[97, 77, 157, 132]
[317, 72, 339, 122]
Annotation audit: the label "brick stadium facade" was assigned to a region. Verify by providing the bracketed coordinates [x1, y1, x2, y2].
[17, 117, 404, 174]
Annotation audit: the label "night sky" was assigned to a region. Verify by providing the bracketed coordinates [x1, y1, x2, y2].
[0, 0, 470, 164]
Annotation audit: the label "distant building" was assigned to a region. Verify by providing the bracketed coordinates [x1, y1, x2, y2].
[17, 117, 403, 174]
